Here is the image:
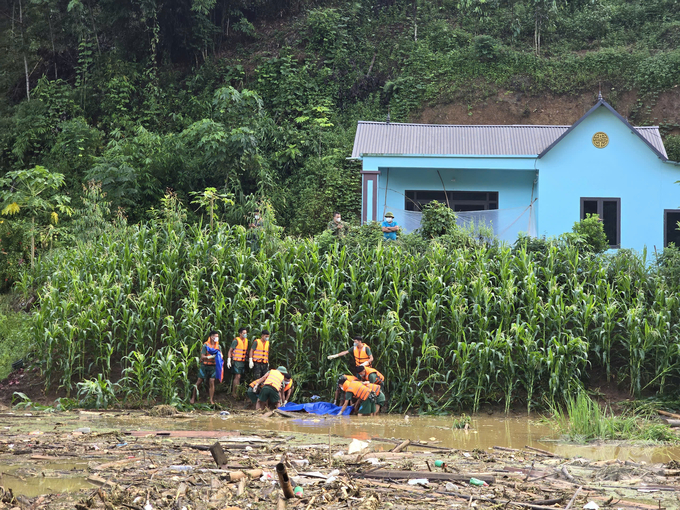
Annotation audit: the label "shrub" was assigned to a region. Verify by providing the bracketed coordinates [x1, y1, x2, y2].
[664, 135, 680, 162]
[471, 35, 501, 62]
[419, 200, 458, 238]
[572, 214, 609, 253]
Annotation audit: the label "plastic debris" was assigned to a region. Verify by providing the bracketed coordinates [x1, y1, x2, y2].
[463, 452, 472, 458]
[168, 465, 194, 472]
[583, 503, 599, 510]
[310, 395, 321, 401]
[292, 459, 309, 467]
[445, 482, 458, 491]
[333, 450, 345, 457]
[434, 460, 447, 467]
[294, 486, 304, 496]
[348, 438, 369, 454]
[365, 457, 384, 465]
[407, 478, 429, 486]
[469, 478, 488, 487]
[220, 410, 230, 416]
[116, 442, 128, 448]
[75, 427, 91, 434]
[259, 471, 275, 481]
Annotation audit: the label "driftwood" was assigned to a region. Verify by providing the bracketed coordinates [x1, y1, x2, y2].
[658, 410, 680, 420]
[392, 440, 411, 453]
[92, 457, 139, 471]
[493, 446, 519, 452]
[560, 465, 576, 483]
[524, 445, 557, 457]
[276, 463, 295, 499]
[274, 409, 299, 418]
[209, 442, 228, 467]
[228, 469, 263, 481]
[358, 470, 495, 484]
[662, 418, 680, 427]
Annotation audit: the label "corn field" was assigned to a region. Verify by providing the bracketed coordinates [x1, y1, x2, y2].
[18, 200, 680, 412]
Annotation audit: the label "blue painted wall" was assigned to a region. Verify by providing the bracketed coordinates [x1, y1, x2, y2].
[537, 106, 680, 251]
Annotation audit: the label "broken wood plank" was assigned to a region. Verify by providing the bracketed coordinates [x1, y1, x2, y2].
[392, 440, 410, 453]
[86, 474, 119, 488]
[209, 442, 228, 467]
[91, 457, 139, 471]
[358, 470, 495, 484]
[274, 409, 299, 418]
[228, 469, 263, 481]
[493, 446, 519, 452]
[124, 430, 240, 438]
[658, 410, 680, 420]
[662, 418, 680, 427]
[524, 445, 556, 457]
[30, 455, 61, 461]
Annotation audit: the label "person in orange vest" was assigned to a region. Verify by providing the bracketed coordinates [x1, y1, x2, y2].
[356, 366, 386, 414]
[282, 377, 293, 405]
[251, 366, 291, 410]
[338, 376, 380, 416]
[227, 327, 248, 398]
[333, 374, 359, 406]
[190, 330, 222, 405]
[248, 330, 270, 381]
[246, 379, 261, 407]
[327, 335, 373, 375]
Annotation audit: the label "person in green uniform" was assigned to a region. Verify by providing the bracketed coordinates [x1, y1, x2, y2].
[227, 327, 248, 398]
[327, 212, 349, 238]
[356, 366, 386, 414]
[251, 366, 291, 410]
[190, 330, 221, 405]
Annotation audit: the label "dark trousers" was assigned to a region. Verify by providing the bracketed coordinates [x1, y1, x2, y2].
[252, 362, 269, 381]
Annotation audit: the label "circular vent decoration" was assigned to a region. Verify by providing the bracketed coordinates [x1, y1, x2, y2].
[592, 132, 609, 149]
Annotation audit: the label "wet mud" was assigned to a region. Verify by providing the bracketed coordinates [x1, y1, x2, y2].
[1, 410, 679, 509]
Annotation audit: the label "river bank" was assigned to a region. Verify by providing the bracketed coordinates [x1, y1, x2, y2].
[1, 409, 680, 509]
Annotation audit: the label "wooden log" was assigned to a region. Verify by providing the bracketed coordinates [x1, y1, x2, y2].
[30, 455, 61, 461]
[392, 440, 411, 453]
[358, 470, 495, 484]
[493, 446, 519, 452]
[560, 465, 576, 483]
[658, 410, 680, 420]
[209, 442, 228, 467]
[662, 418, 680, 427]
[524, 445, 556, 457]
[276, 463, 295, 499]
[91, 457, 139, 471]
[274, 409, 299, 418]
[86, 474, 119, 488]
[664, 469, 680, 476]
[228, 469, 263, 481]
[125, 430, 240, 438]
[564, 485, 582, 510]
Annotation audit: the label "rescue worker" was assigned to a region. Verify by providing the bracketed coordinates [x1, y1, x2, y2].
[282, 377, 293, 405]
[338, 376, 381, 416]
[227, 327, 248, 398]
[251, 366, 291, 410]
[190, 330, 222, 405]
[327, 335, 374, 375]
[334, 374, 359, 406]
[249, 330, 271, 381]
[246, 379, 261, 407]
[356, 366, 386, 414]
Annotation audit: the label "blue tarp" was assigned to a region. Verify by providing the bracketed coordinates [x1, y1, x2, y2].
[205, 346, 224, 382]
[279, 401, 352, 416]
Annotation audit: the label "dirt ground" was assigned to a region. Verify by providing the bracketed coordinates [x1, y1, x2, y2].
[1, 407, 680, 510]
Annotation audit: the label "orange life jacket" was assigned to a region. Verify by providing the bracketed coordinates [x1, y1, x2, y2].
[361, 367, 384, 384]
[252, 338, 269, 363]
[353, 344, 372, 367]
[362, 382, 381, 396]
[284, 379, 293, 392]
[342, 380, 371, 401]
[249, 380, 259, 389]
[264, 370, 285, 391]
[203, 339, 219, 365]
[232, 337, 248, 362]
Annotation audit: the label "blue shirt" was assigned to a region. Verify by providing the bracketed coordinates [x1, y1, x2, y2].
[381, 220, 398, 240]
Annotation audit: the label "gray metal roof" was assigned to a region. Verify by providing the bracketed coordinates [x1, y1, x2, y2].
[351, 121, 668, 159]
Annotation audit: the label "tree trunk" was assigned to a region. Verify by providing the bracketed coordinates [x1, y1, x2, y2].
[48, 11, 57, 79]
[19, 0, 30, 100]
[31, 216, 35, 268]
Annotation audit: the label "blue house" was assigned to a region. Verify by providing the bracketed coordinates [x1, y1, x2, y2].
[351, 97, 680, 251]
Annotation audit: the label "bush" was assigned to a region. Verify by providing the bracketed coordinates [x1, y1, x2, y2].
[664, 135, 680, 162]
[419, 200, 458, 238]
[572, 214, 609, 253]
[471, 35, 501, 62]
[0, 220, 29, 291]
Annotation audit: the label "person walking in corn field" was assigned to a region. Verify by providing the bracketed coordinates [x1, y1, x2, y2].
[251, 366, 291, 410]
[249, 330, 271, 381]
[327, 211, 349, 238]
[338, 376, 381, 416]
[227, 327, 249, 398]
[327, 335, 374, 374]
[381, 211, 400, 240]
[190, 330, 222, 405]
[356, 366, 386, 414]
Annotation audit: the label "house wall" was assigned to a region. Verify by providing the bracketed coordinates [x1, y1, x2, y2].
[537, 107, 680, 252]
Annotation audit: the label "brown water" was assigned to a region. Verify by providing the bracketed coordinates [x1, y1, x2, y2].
[0, 460, 93, 498]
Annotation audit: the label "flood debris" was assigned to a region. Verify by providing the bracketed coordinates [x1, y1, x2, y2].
[1, 412, 680, 510]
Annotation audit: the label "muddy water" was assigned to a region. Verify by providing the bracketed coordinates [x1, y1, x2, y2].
[89, 412, 680, 464]
[0, 460, 93, 498]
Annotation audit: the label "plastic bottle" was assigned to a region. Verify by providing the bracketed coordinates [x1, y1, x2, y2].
[469, 477, 488, 487]
[294, 486, 304, 496]
[434, 460, 447, 468]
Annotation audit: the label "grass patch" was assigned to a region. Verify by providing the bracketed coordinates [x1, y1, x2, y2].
[0, 293, 32, 380]
[550, 392, 678, 443]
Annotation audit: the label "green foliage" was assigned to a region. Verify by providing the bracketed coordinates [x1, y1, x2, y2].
[472, 35, 501, 62]
[20, 196, 680, 412]
[0, 295, 32, 380]
[77, 375, 118, 409]
[419, 200, 459, 238]
[665, 135, 680, 162]
[572, 214, 609, 253]
[550, 391, 678, 443]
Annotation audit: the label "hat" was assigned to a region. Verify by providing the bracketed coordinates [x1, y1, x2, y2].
[385, 212, 394, 218]
[277, 366, 288, 375]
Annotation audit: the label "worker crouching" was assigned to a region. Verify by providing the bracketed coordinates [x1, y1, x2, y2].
[338, 377, 381, 416]
[251, 366, 291, 410]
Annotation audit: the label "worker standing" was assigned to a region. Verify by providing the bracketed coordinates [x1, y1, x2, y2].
[327, 335, 374, 374]
[189, 330, 222, 405]
[227, 327, 249, 398]
[249, 330, 271, 381]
